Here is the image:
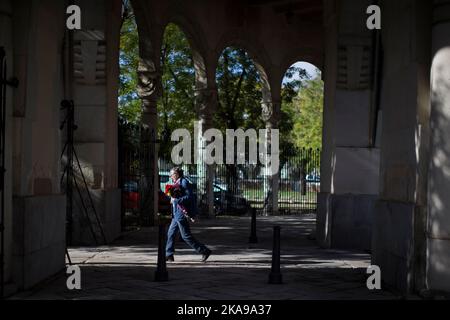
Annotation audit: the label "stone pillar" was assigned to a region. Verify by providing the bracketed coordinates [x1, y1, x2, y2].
[372, 0, 431, 295]
[137, 58, 161, 226]
[195, 87, 216, 217]
[318, 0, 381, 251]
[70, 0, 122, 242]
[427, 0, 450, 293]
[317, 0, 338, 248]
[261, 87, 280, 216]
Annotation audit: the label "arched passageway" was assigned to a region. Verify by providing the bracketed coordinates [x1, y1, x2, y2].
[6, 0, 450, 300]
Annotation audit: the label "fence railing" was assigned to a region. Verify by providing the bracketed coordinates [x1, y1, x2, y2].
[119, 140, 320, 226]
[277, 148, 321, 214]
[213, 148, 320, 215]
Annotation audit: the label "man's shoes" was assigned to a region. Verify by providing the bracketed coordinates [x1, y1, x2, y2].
[201, 250, 211, 262]
[166, 255, 174, 262]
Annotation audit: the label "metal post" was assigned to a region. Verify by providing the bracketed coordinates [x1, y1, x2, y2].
[154, 223, 168, 282]
[268, 226, 282, 284]
[249, 208, 258, 244]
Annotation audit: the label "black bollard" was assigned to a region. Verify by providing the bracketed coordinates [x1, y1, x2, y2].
[268, 226, 282, 284]
[249, 208, 258, 244]
[154, 223, 169, 282]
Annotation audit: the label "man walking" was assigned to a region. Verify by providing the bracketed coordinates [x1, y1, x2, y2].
[165, 167, 212, 262]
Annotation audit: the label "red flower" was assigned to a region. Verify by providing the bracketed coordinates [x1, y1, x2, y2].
[165, 184, 174, 196]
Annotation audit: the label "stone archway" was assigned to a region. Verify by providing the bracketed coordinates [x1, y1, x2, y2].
[131, 4, 220, 220]
[213, 41, 280, 215]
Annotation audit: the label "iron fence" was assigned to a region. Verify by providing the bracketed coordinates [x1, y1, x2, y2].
[120, 132, 321, 224]
[214, 148, 320, 215]
[278, 147, 321, 214]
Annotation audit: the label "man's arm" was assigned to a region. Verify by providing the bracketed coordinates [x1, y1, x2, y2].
[173, 179, 192, 206]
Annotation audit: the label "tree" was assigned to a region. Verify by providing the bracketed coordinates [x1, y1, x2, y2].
[292, 73, 324, 150]
[119, 14, 197, 159]
[215, 48, 264, 131]
[119, 12, 141, 126]
[215, 48, 265, 192]
[118, 11, 322, 176]
[158, 23, 196, 159]
[280, 65, 311, 165]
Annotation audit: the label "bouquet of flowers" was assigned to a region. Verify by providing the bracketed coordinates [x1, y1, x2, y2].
[165, 184, 195, 222]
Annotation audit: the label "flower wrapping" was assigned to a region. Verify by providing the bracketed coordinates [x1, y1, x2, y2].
[165, 183, 195, 222]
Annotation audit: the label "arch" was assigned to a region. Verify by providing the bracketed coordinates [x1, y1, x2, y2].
[280, 59, 324, 148]
[214, 32, 272, 92]
[281, 61, 322, 87]
[160, 16, 209, 90]
[277, 50, 323, 88]
[214, 44, 277, 126]
[130, 0, 156, 59]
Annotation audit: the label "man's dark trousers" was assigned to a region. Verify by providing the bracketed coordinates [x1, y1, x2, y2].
[166, 217, 209, 257]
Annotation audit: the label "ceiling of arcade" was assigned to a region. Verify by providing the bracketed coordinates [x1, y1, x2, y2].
[130, 0, 324, 87]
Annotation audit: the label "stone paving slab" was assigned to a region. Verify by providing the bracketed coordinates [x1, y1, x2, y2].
[10, 215, 401, 300]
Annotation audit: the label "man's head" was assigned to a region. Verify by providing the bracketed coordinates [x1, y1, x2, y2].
[170, 167, 184, 182]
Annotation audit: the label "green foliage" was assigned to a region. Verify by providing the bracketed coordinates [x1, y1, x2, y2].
[118, 11, 324, 161]
[119, 14, 140, 125]
[215, 47, 264, 131]
[292, 73, 324, 150]
[158, 23, 196, 158]
[280, 66, 312, 163]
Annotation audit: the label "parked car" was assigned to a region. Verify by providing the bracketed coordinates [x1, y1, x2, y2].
[306, 174, 320, 192]
[122, 181, 139, 211]
[122, 180, 171, 214]
[199, 183, 250, 216]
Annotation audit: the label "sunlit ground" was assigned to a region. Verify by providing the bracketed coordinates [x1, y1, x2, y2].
[11, 215, 399, 300]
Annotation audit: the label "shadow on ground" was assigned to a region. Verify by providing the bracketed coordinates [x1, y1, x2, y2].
[11, 215, 400, 300]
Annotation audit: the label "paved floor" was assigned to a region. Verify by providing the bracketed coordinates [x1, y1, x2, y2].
[11, 215, 399, 300]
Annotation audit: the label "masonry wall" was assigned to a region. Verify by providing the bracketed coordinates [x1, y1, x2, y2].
[11, 0, 67, 291]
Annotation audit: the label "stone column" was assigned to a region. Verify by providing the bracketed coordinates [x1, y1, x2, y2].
[261, 87, 280, 216]
[427, 0, 450, 293]
[372, 0, 431, 295]
[70, 0, 122, 243]
[317, 0, 338, 248]
[195, 87, 216, 217]
[137, 58, 161, 226]
[317, 0, 381, 252]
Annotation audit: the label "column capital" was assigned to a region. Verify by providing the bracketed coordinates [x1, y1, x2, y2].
[261, 99, 280, 125]
[137, 59, 162, 102]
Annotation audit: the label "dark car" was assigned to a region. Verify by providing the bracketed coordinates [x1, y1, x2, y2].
[198, 183, 250, 216]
